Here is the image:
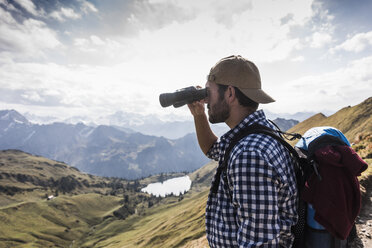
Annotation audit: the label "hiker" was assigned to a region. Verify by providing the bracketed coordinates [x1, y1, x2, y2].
[187, 55, 298, 247]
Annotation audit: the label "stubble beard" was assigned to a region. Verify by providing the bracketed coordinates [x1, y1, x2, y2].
[208, 99, 230, 124]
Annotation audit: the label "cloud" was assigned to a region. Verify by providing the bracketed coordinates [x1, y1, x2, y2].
[80, 0, 98, 14]
[310, 32, 333, 48]
[121, 0, 196, 37]
[89, 0, 316, 65]
[13, 0, 42, 16]
[0, 87, 66, 106]
[74, 35, 107, 47]
[332, 31, 372, 53]
[0, 0, 370, 122]
[268, 55, 372, 114]
[90, 35, 105, 46]
[0, 60, 154, 113]
[49, 7, 81, 22]
[291, 56, 305, 62]
[21, 91, 44, 103]
[2, 0, 322, 64]
[280, 13, 294, 25]
[0, 7, 61, 60]
[46, 0, 98, 22]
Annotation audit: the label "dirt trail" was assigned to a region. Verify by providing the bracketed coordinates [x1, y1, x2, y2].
[353, 179, 372, 248]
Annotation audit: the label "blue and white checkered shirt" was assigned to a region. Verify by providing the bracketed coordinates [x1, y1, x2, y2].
[206, 110, 298, 247]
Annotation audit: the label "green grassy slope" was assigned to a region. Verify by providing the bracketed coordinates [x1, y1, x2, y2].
[0, 149, 146, 247]
[288, 97, 372, 161]
[0, 149, 125, 207]
[189, 161, 217, 192]
[75, 160, 217, 247]
[0, 149, 214, 248]
[76, 190, 209, 248]
[0, 193, 122, 247]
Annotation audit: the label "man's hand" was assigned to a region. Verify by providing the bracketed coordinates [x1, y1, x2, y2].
[187, 100, 205, 116]
[187, 85, 206, 116]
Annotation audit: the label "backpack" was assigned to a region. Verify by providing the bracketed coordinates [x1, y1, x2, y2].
[210, 123, 367, 248]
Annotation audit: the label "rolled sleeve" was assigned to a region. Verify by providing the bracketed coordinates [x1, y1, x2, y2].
[206, 139, 221, 161]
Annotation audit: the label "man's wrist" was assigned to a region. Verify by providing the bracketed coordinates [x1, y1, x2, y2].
[193, 112, 208, 120]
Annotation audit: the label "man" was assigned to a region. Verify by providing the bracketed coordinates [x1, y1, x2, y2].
[188, 55, 298, 247]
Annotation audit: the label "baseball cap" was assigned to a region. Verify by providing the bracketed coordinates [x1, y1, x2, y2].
[207, 55, 275, 104]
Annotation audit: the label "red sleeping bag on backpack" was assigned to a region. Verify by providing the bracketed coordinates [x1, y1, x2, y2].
[301, 145, 368, 240]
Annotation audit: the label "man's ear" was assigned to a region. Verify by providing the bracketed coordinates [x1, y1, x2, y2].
[226, 86, 236, 103]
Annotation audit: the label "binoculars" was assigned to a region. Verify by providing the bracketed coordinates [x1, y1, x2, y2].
[159, 86, 208, 108]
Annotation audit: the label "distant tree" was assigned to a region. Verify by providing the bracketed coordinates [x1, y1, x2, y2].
[113, 205, 135, 220]
[159, 173, 165, 183]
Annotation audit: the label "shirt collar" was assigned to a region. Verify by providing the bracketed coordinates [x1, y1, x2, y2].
[220, 109, 267, 144]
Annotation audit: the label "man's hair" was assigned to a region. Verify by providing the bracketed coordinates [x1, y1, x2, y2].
[217, 84, 259, 110]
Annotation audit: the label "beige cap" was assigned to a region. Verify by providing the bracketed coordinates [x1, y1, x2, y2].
[208, 55, 275, 104]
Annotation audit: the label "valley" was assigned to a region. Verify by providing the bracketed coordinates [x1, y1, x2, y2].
[0, 149, 215, 247]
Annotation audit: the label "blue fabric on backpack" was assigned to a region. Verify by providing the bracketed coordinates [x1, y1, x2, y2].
[295, 126, 350, 150]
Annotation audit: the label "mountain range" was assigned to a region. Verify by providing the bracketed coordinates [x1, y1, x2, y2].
[0, 110, 208, 179]
[24, 109, 303, 139]
[0, 109, 298, 180]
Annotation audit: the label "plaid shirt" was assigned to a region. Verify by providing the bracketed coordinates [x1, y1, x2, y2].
[206, 110, 298, 247]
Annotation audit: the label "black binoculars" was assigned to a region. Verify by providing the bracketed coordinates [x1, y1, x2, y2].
[159, 86, 208, 108]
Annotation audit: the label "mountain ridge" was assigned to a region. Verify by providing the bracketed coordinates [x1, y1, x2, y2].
[0, 109, 299, 180]
[288, 97, 372, 143]
[0, 110, 209, 179]
[23, 109, 304, 139]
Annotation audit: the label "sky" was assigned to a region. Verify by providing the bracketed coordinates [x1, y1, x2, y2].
[0, 0, 371, 123]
